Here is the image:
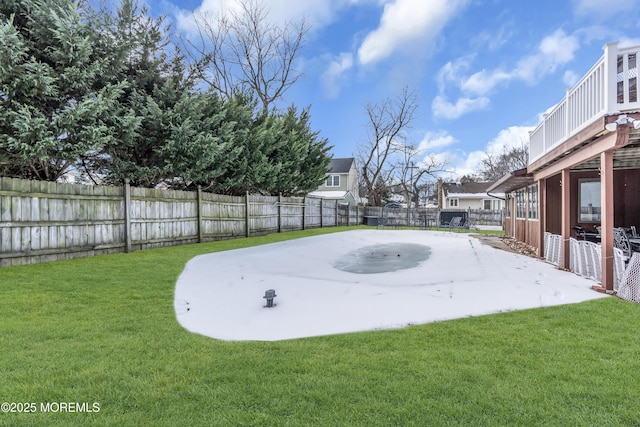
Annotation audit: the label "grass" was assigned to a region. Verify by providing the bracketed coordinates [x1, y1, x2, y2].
[1, 225, 639, 426]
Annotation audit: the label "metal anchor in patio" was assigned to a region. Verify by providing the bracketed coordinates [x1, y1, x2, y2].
[263, 289, 277, 308]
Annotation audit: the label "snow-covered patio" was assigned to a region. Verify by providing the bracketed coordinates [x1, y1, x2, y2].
[174, 229, 608, 341]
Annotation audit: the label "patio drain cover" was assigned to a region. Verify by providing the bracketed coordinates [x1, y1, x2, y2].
[334, 243, 431, 274]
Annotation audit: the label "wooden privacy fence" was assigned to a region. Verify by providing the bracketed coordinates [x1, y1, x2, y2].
[362, 207, 504, 228]
[0, 177, 364, 266]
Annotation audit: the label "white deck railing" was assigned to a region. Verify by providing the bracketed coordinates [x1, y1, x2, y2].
[529, 42, 640, 163]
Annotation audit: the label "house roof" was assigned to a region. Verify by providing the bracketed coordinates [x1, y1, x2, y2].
[329, 158, 355, 174]
[308, 190, 349, 199]
[485, 168, 534, 194]
[442, 181, 496, 196]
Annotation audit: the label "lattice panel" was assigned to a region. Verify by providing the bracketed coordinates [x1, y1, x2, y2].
[618, 253, 640, 303]
[569, 239, 602, 282]
[544, 232, 562, 266]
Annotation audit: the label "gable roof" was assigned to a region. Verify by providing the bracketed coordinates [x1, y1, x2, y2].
[442, 182, 494, 196]
[329, 158, 355, 174]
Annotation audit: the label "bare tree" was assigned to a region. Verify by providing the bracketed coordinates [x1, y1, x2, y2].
[477, 143, 529, 182]
[185, 0, 309, 114]
[357, 86, 418, 206]
[394, 145, 449, 207]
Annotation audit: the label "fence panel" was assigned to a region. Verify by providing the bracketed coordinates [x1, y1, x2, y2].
[129, 187, 199, 250]
[305, 198, 322, 228]
[279, 196, 305, 231]
[0, 177, 365, 266]
[0, 177, 126, 265]
[468, 209, 504, 226]
[201, 193, 245, 240]
[249, 195, 279, 236]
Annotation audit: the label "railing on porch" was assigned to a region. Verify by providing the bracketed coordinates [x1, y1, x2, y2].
[529, 42, 640, 163]
[543, 232, 631, 297]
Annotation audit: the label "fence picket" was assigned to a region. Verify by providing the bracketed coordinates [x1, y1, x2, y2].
[0, 177, 504, 266]
[0, 177, 367, 266]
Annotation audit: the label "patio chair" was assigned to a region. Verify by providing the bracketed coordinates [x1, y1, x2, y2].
[463, 218, 478, 231]
[613, 227, 633, 262]
[443, 216, 463, 230]
[572, 226, 588, 240]
[377, 216, 399, 229]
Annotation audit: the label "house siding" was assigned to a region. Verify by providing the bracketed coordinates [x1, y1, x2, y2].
[313, 159, 360, 205]
[318, 174, 348, 192]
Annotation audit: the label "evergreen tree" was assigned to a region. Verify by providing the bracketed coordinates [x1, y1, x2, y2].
[157, 90, 243, 191]
[88, 0, 188, 187]
[0, 0, 125, 180]
[268, 106, 331, 196]
[213, 102, 332, 196]
[0, 0, 332, 197]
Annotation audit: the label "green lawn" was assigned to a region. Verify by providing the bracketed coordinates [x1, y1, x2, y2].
[1, 226, 639, 426]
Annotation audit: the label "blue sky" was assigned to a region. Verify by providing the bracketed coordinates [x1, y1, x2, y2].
[148, 0, 640, 179]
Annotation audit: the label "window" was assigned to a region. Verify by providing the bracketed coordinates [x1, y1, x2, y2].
[325, 175, 340, 187]
[527, 184, 538, 220]
[618, 55, 624, 103]
[448, 198, 459, 207]
[630, 54, 637, 103]
[505, 195, 511, 217]
[578, 179, 601, 223]
[617, 53, 638, 104]
[516, 188, 526, 219]
[483, 199, 502, 210]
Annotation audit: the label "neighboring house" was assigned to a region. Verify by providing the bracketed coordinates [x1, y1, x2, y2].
[386, 184, 407, 206]
[440, 181, 505, 210]
[308, 157, 360, 205]
[487, 41, 640, 291]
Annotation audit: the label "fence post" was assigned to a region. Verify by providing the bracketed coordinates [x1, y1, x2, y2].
[302, 197, 306, 230]
[278, 193, 282, 233]
[335, 200, 339, 226]
[197, 186, 203, 243]
[406, 205, 410, 227]
[123, 179, 132, 253]
[320, 198, 323, 228]
[245, 191, 250, 238]
[347, 205, 350, 227]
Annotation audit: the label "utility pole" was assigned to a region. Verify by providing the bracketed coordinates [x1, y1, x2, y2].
[406, 162, 418, 226]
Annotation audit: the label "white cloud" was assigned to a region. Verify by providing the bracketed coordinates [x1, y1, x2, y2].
[471, 24, 513, 52]
[440, 125, 534, 179]
[572, 0, 638, 19]
[484, 126, 533, 157]
[357, 0, 469, 65]
[432, 95, 490, 120]
[419, 151, 450, 172]
[619, 37, 640, 48]
[461, 69, 511, 96]
[417, 131, 456, 151]
[432, 29, 580, 120]
[455, 150, 488, 177]
[563, 70, 580, 87]
[436, 56, 474, 91]
[321, 52, 354, 98]
[177, 0, 360, 34]
[513, 30, 580, 84]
